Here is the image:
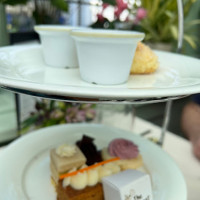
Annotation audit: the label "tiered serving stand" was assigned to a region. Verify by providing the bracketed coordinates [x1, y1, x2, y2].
[0, 0, 199, 199]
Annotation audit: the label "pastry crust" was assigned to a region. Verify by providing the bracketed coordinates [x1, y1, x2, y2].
[131, 42, 159, 74]
[56, 182, 104, 200]
[116, 154, 143, 170]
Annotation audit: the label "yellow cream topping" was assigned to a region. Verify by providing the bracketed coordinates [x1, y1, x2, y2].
[56, 144, 76, 157]
[63, 162, 121, 189]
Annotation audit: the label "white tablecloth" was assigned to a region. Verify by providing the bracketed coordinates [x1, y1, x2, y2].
[132, 117, 200, 200]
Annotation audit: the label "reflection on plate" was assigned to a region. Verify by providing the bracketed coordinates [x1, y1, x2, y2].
[0, 124, 186, 200]
[0, 45, 200, 101]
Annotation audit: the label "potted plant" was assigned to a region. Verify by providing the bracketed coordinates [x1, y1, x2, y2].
[91, 0, 146, 30]
[92, 0, 200, 51]
[20, 100, 96, 134]
[133, 0, 200, 50]
[32, 0, 68, 24]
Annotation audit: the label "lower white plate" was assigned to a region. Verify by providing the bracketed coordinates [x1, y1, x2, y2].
[0, 124, 186, 200]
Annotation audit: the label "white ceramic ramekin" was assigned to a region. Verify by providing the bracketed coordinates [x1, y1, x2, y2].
[34, 25, 79, 68]
[71, 29, 145, 85]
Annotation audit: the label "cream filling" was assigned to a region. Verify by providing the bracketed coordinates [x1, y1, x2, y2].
[62, 162, 122, 189]
[70, 171, 88, 190]
[58, 155, 143, 190]
[87, 168, 99, 186]
[62, 168, 76, 188]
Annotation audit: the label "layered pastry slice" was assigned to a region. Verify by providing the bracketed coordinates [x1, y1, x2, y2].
[50, 144, 86, 183]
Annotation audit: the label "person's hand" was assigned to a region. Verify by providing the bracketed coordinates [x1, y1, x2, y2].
[181, 102, 200, 160]
[191, 137, 200, 160]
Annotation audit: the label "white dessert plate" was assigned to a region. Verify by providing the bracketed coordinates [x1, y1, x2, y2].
[0, 44, 200, 102]
[0, 124, 186, 200]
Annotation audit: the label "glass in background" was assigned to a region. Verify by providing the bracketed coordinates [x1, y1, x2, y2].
[94, 104, 135, 132]
[0, 4, 18, 145]
[0, 89, 18, 145]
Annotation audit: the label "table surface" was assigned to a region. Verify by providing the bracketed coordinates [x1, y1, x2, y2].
[0, 117, 199, 200]
[132, 117, 200, 200]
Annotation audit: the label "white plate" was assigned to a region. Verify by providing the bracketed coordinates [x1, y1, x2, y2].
[0, 44, 199, 101]
[0, 124, 186, 200]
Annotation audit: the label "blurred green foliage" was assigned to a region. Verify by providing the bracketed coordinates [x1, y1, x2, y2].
[137, 0, 200, 48]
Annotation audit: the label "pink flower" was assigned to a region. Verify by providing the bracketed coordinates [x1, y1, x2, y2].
[114, 9, 122, 18]
[102, 3, 109, 9]
[65, 107, 78, 123]
[97, 13, 104, 22]
[116, 0, 128, 11]
[114, 0, 128, 19]
[136, 8, 147, 20]
[65, 106, 88, 123]
[76, 110, 86, 122]
[96, 3, 109, 22]
[134, 8, 147, 24]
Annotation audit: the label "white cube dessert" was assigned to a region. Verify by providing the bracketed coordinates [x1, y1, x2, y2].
[102, 169, 153, 200]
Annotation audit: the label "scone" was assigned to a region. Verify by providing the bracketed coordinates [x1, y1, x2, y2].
[131, 42, 159, 74]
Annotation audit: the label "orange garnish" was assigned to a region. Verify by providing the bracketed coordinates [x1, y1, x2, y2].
[59, 157, 120, 180]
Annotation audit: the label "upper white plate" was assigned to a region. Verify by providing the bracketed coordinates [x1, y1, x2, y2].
[0, 124, 186, 200]
[0, 44, 199, 102]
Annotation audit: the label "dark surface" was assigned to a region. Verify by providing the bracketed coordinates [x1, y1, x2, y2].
[0, 136, 19, 147]
[10, 31, 39, 45]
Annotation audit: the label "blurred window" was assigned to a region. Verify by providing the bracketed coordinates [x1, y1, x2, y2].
[5, 0, 104, 32]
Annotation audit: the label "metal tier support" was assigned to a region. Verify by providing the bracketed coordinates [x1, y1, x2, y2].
[159, 0, 184, 146]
